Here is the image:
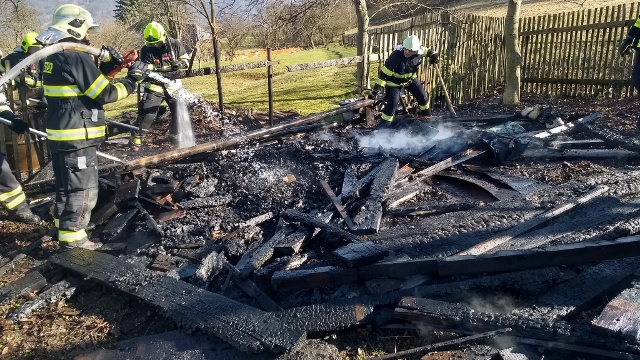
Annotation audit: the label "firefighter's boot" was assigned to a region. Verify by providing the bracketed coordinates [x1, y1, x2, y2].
[8, 202, 40, 224]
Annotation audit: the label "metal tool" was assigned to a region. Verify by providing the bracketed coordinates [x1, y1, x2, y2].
[105, 119, 147, 132]
[433, 64, 457, 117]
[0, 116, 125, 163]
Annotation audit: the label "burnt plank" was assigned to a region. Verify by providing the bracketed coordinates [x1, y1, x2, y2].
[333, 241, 388, 267]
[52, 248, 306, 353]
[179, 195, 233, 209]
[339, 165, 357, 202]
[352, 158, 398, 235]
[101, 208, 139, 243]
[150, 254, 182, 272]
[274, 302, 376, 332]
[0, 271, 47, 305]
[114, 179, 140, 203]
[594, 278, 640, 342]
[224, 262, 282, 312]
[237, 227, 292, 278]
[436, 173, 521, 201]
[272, 266, 358, 292]
[438, 235, 640, 277]
[320, 179, 355, 230]
[91, 201, 118, 225]
[498, 346, 539, 360]
[520, 148, 640, 160]
[274, 211, 333, 256]
[457, 185, 608, 255]
[387, 201, 479, 217]
[501, 336, 640, 360]
[7, 277, 81, 323]
[281, 209, 360, 243]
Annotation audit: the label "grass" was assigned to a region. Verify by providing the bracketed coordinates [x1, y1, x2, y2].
[104, 44, 371, 118]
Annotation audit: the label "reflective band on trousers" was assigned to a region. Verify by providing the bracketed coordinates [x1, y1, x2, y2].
[381, 113, 394, 122]
[142, 83, 164, 93]
[54, 218, 59, 228]
[58, 229, 88, 243]
[46, 126, 106, 141]
[131, 136, 142, 145]
[5, 193, 25, 209]
[0, 186, 26, 209]
[419, 103, 430, 110]
[0, 185, 23, 202]
[44, 85, 82, 97]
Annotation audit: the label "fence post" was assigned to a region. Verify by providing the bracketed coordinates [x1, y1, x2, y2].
[267, 48, 274, 126]
[19, 70, 33, 178]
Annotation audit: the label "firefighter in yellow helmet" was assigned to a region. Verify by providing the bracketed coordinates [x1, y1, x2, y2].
[36, 4, 150, 250]
[0, 32, 44, 88]
[372, 35, 439, 129]
[131, 21, 190, 150]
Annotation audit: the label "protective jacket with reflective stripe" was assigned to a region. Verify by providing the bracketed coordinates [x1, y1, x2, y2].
[140, 37, 189, 93]
[376, 46, 434, 87]
[628, 15, 640, 48]
[0, 52, 42, 87]
[42, 50, 137, 150]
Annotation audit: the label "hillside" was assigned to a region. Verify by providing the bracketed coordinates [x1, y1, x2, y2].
[27, 0, 116, 21]
[449, 0, 635, 17]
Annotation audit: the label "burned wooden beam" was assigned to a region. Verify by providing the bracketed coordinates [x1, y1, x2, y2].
[223, 262, 282, 312]
[339, 166, 357, 202]
[237, 227, 292, 278]
[273, 302, 376, 333]
[281, 209, 360, 243]
[52, 248, 305, 353]
[500, 336, 640, 360]
[0, 271, 47, 305]
[333, 241, 388, 267]
[549, 139, 606, 149]
[124, 99, 373, 170]
[435, 173, 521, 201]
[114, 179, 140, 203]
[273, 225, 311, 256]
[527, 112, 601, 139]
[457, 185, 609, 255]
[7, 277, 81, 323]
[320, 179, 355, 230]
[594, 278, 640, 343]
[101, 208, 139, 243]
[352, 158, 398, 235]
[272, 266, 358, 292]
[387, 201, 479, 217]
[369, 329, 511, 360]
[579, 116, 640, 154]
[439, 235, 640, 277]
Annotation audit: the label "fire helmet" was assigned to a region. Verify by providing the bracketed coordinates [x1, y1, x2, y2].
[21, 32, 42, 53]
[402, 35, 421, 52]
[36, 4, 101, 45]
[144, 22, 167, 45]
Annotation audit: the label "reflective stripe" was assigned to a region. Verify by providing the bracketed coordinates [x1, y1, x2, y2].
[0, 186, 23, 202]
[419, 103, 430, 110]
[0, 64, 4, 72]
[6, 193, 25, 209]
[635, 17, 640, 28]
[131, 135, 142, 145]
[143, 83, 164, 93]
[44, 85, 82, 97]
[85, 75, 109, 99]
[58, 229, 87, 243]
[381, 113, 394, 122]
[381, 66, 414, 79]
[114, 83, 127, 100]
[54, 218, 59, 228]
[375, 79, 386, 87]
[147, 64, 155, 70]
[46, 126, 106, 141]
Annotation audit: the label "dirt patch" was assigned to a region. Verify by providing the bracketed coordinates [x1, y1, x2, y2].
[450, 0, 634, 17]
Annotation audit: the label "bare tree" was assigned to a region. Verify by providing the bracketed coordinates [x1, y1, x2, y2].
[353, 0, 370, 89]
[503, 0, 522, 105]
[218, 12, 253, 60]
[89, 20, 145, 53]
[0, 0, 39, 52]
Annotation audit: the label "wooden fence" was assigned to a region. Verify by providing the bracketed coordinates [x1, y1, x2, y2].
[344, 3, 640, 105]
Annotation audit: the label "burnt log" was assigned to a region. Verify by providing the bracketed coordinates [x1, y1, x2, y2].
[237, 227, 292, 278]
[580, 118, 640, 154]
[101, 208, 139, 243]
[352, 158, 398, 235]
[273, 302, 376, 333]
[272, 266, 358, 292]
[224, 262, 282, 312]
[0, 271, 47, 305]
[52, 248, 305, 353]
[333, 241, 388, 267]
[339, 166, 357, 202]
[7, 277, 81, 323]
[387, 201, 479, 217]
[439, 235, 640, 277]
[320, 179, 354, 230]
[281, 210, 360, 243]
[594, 278, 640, 343]
[114, 179, 140, 203]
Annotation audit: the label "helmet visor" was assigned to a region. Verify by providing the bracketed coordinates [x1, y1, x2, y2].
[36, 28, 71, 45]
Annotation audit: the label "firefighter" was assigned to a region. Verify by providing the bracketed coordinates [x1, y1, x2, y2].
[131, 21, 190, 150]
[36, 4, 150, 250]
[620, 17, 640, 132]
[0, 32, 43, 89]
[372, 35, 439, 129]
[0, 87, 41, 224]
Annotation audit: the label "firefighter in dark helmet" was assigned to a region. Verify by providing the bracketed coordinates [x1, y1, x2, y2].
[36, 4, 150, 250]
[131, 21, 190, 150]
[372, 35, 439, 129]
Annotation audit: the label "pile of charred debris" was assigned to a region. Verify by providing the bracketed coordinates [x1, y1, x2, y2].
[6, 98, 640, 360]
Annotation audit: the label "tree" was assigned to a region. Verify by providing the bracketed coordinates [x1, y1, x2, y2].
[503, 0, 522, 105]
[0, 0, 38, 53]
[352, 0, 370, 90]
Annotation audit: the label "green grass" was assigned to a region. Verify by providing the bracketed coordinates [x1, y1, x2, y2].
[104, 44, 370, 118]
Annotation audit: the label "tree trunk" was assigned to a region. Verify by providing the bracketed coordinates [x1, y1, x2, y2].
[503, 0, 522, 106]
[353, 0, 370, 91]
[208, 0, 224, 113]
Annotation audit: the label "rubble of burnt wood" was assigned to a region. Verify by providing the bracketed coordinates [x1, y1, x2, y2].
[12, 105, 640, 359]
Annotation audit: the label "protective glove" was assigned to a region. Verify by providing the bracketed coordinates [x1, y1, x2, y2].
[0, 111, 30, 134]
[100, 46, 125, 65]
[126, 60, 150, 83]
[428, 52, 440, 65]
[170, 59, 188, 71]
[619, 37, 634, 56]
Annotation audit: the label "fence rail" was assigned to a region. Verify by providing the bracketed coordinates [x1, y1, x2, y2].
[344, 3, 640, 104]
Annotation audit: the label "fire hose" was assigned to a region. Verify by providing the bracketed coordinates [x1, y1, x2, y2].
[0, 116, 124, 163]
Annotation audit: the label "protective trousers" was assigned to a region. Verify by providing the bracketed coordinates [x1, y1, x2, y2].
[380, 78, 430, 122]
[133, 88, 179, 144]
[0, 152, 27, 211]
[633, 53, 640, 93]
[51, 146, 99, 245]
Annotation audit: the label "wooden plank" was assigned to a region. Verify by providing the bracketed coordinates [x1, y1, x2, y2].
[439, 235, 640, 277]
[501, 336, 640, 360]
[223, 262, 282, 312]
[0, 271, 47, 305]
[274, 302, 376, 333]
[594, 279, 640, 342]
[319, 179, 355, 230]
[457, 185, 608, 256]
[271, 266, 358, 292]
[236, 227, 292, 278]
[281, 209, 360, 243]
[352, 158, 398, 235]
[333, 241, 388, 268]
[52, 248, 305, 353]
[387, 201, 478, 217]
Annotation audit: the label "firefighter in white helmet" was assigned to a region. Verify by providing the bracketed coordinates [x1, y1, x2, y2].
[372, 34, 439, 129]
[37, 4, 150, 250]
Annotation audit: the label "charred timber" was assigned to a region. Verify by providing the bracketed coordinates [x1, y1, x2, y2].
[281, 209, 360, 243]
[580, 119, 640, 154]
[7, 277, 81, 323]
[52, 248, 305, 353]
[0, 271, 47, 305]
[125, 100, 374, 170]
[352, 158, 398, 235]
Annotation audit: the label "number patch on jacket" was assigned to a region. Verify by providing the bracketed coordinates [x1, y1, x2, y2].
[43, 62, 53, 74]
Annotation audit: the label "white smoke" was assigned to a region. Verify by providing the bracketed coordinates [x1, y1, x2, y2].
[355, 123, 456, 156]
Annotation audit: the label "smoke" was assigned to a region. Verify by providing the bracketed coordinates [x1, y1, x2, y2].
[309, 131, 351, 150]
[354, 123, 457, 156]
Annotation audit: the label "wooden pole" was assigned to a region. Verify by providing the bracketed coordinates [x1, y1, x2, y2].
[267, 48, 274, 126]
[434, 64, 456, 116]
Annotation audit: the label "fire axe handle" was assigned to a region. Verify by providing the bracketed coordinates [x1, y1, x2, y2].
[434, 64, 456, 117]
[0, 116, 124, 163]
